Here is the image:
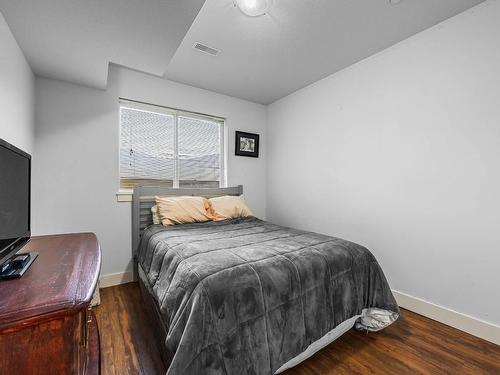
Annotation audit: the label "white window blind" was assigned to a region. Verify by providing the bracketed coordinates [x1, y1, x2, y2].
[119, 100, 225, 190]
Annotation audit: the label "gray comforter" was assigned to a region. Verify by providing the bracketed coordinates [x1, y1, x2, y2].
[138, 217, 399, 375]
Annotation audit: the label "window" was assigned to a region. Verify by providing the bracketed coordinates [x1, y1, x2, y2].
[119, 99, 225, 191]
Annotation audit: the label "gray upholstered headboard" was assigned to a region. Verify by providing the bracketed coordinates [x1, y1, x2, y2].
[131, 185, 243, 258]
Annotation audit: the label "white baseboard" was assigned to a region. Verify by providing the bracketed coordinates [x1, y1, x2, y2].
[393, 290, 500, 345]
[96, 274, 499, 345]
[99, 271, 135, 288]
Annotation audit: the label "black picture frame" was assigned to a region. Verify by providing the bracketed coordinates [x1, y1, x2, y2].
[235, 131, 259, 158]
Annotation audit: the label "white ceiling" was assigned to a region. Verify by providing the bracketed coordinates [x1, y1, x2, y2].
[0, 0, 205, 89]
[1, 0, 485, 103]
[165, 0, 485, 104]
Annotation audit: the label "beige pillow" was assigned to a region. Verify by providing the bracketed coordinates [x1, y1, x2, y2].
[151, 205, 161, 225]
[155, 196, 214, 226]
[209, 195, 254, 221]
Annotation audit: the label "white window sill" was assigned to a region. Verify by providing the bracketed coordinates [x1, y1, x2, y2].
[116, 189, 133, 202]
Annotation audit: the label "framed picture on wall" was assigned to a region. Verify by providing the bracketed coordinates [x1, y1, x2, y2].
[235, 131, 259, 158]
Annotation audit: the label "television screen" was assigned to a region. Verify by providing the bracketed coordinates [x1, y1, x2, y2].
[0, 139, 31, 265]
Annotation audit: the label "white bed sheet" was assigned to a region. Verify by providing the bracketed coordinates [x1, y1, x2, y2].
[275, 308, 397, 373]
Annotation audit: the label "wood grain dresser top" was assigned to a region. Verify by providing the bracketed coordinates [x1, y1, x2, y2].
[0, 232, 101, 329]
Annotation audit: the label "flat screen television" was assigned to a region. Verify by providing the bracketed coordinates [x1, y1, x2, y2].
[0, 138, 36, 278]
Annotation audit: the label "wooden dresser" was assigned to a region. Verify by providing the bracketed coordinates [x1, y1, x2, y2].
[0, 233, 101, 375]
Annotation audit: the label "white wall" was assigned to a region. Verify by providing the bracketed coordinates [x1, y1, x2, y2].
[0, 12, 35, 153]
[33, 65, 267, 276]
[267, 0, 500, 326]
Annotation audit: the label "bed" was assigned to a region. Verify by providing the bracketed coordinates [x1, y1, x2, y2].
[132, 185, 399, 375]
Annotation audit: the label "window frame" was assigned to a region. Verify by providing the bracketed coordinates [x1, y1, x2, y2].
[117, 98, 226, 201]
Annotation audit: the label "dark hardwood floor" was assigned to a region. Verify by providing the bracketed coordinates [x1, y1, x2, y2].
[95, 283, 500, 375]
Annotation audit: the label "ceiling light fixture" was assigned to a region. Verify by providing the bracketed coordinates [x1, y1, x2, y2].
[234, 0, 274, 17]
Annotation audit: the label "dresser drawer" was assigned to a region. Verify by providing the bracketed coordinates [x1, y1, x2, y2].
[79, 305, 100, 374]
[86, 310, 100, 375]
[0, 314, 82, 375]
[81, 306, 93, 346]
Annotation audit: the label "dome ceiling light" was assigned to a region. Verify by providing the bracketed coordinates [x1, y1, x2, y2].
[234, 0, 274, 17]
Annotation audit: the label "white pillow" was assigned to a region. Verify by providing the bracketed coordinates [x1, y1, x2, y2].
[151, 205, 161, 225]
[155, 196, 214, 226]
[209, 195, 254, 221]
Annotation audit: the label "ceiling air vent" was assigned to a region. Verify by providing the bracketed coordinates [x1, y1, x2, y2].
[193, 42, 220, 57]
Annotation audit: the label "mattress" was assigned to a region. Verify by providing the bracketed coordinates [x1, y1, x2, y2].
[137, 217, 399, 375]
